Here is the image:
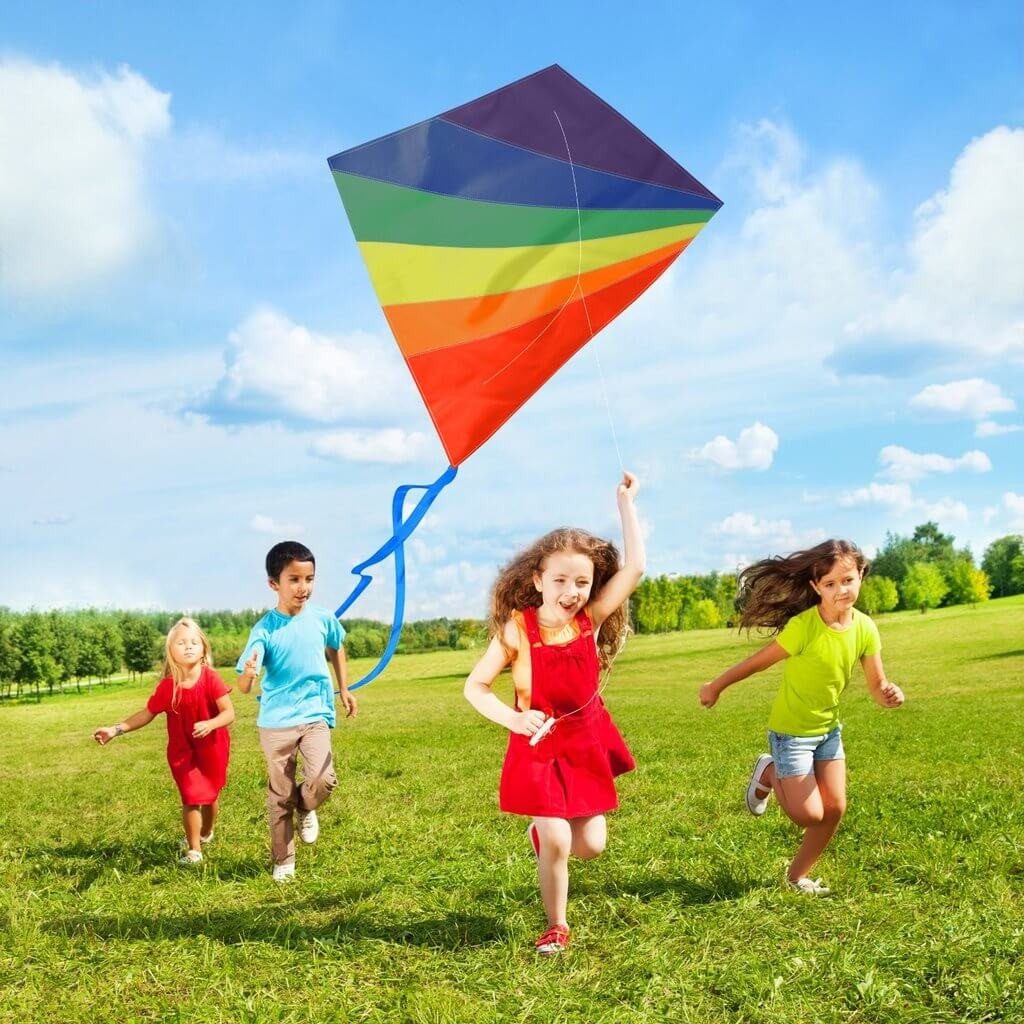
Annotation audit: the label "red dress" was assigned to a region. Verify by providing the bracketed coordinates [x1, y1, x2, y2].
[499, 606, 634, 818]
[147, 666, 231, 805]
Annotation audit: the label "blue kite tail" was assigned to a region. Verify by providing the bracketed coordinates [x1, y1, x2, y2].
[334, 464, 458, 690]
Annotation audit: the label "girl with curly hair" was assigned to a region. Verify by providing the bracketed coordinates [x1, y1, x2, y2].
[464, 472, 645, 954]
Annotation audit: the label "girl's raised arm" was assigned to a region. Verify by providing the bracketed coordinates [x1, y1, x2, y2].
[93, 706, 156, 745]
[700, 641, 789, 708]
[463, 629, 547, 737]
[589, 472, 646, 628]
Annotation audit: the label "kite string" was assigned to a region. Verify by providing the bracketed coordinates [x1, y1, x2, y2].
[552, 109, 625, 475]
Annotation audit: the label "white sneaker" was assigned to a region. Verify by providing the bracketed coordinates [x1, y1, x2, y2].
[178, 832, 214, 851]
[298, 808, 320, 844]
[178, 849, 203, 866]
[787, 876, 831, 896]
[272, 863, 296, 883]
[745, 753, 773, 816]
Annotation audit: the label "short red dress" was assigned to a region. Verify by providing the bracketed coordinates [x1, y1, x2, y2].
[146, 666, 231, 805]
[499, 606, 634, 818]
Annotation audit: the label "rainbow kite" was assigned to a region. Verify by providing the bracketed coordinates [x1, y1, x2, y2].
[327, 65, 721, 685]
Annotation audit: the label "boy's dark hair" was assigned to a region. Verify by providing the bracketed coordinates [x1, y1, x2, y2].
[266, 541, 316, 580]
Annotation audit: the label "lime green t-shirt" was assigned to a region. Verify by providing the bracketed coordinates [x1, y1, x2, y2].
[767, 606, 882, 736]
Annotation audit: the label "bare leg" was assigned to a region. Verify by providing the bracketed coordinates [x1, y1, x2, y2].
[182, 805, 202, 852]
[788, 759, 846, 881]
[569, 815, 607, 860]
[532, 817, 572, 927]
[200, 799, 218, 839]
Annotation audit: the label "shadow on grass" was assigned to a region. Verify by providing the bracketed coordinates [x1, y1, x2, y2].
[971, 648, 1024, 662]
[24, 838, 176, 890]
[47, 899, 508, 949]
[599, 871, 762, 905]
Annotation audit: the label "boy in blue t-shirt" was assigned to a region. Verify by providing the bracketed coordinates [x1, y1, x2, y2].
[237, 541, 358, 881]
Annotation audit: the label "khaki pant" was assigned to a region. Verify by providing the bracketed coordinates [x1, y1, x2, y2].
[258, 721, 337, 866]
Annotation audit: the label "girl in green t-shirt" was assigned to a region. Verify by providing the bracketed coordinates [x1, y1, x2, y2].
[699, 539, 904, 895]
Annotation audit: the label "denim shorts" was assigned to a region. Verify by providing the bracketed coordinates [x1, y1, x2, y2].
[767, 724, 844, 778]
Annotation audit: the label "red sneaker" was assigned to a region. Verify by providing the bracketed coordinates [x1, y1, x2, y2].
[535, 924, 570, 955]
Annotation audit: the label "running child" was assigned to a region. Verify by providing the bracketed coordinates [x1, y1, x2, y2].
[700, 539, 904, 894]
[237, 541, 357, 881]
[464, 472, 644, 954]
[94, 618, 234, 865]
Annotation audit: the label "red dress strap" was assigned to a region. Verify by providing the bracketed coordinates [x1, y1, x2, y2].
[522, 606, 544, 647]
[573, 608, 594, 638]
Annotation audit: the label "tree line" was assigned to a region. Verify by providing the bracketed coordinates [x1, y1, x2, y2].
[2, 527, 1020, 699]
[630, 526, 1021, 633]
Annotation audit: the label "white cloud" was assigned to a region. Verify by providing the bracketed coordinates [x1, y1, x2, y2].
[691, 421, 779, 471]
[852, 126, 1024, 359]
[839, 482, 968, 523]
[310, 428, 428, 464]
[617, 118, 882, 382]
[198, 308, 414, 425]
[839, 482, 915, 511]
[909, 378, 1015, 419]
[409, 538, 447, 564]
[879, 444, 992, 481]
[0, 58, 170, 300]
[1004, 492, 1024, 530]
[714, 512, 825, 551]
[32, 513, 74, 526]
[156, 127, 316, 183]
[975, 420, 1021, 438]
[250, 514, 305, 535]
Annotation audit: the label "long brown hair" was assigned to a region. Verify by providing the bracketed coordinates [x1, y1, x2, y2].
[490, 528, 628, 669]
[162, 617, 213, 711]
[736, 539, 870, 634]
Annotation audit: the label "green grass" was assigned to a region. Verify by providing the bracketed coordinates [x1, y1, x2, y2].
[1, 597, 1023, 1023]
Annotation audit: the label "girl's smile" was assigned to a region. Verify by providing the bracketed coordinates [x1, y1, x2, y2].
[534, 551, 595, 626]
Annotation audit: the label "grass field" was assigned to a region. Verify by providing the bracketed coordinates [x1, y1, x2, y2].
[1, 597, 1022, 1023]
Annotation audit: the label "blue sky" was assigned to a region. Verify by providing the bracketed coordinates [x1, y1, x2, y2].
[2, 2, 1022, 616]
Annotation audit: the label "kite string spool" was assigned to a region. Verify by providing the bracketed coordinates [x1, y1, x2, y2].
[552, 109, 625, 476]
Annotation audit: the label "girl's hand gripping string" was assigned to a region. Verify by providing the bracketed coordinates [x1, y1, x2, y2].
[617, 470, 640, 504]
[510, 709, 550, 737]
[93, 725, 122, 745]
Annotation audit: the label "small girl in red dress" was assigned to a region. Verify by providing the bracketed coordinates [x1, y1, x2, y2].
[464, 472, 645, 954]
[94, 618, 234, 865]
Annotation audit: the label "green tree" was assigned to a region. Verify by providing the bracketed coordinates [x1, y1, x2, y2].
[1011, 554, 1024, 593]
[121, 616, 161, 679]
[683, 598, 721, 630]
[945, 562, 991, 606]
[857, 576, 899, 615]
[14, 613, 61, 699]
[981, 535, 1024, 597]
[715, 574, 739, 627]
[0, 613, 20, 698]
[901, 562, 949, 613]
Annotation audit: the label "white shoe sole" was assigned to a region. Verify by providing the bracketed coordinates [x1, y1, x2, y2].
[745, 753, 773, 816]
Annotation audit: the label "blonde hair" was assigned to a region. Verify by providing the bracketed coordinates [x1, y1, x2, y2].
[490, 528, 629, 669]
[162, 617, 212, 711]
[736, 539, 869, 634]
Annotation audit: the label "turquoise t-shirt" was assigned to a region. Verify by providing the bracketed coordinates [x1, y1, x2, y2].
[236, 605, 345, 729]
[768, 606, 881, 736]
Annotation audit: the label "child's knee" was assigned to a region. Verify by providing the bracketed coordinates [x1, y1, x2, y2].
[312, 767, 337, 799]
[574, 837, 606, 860]
[822, 799, 846, 824]
[792, 806, 825, 827]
